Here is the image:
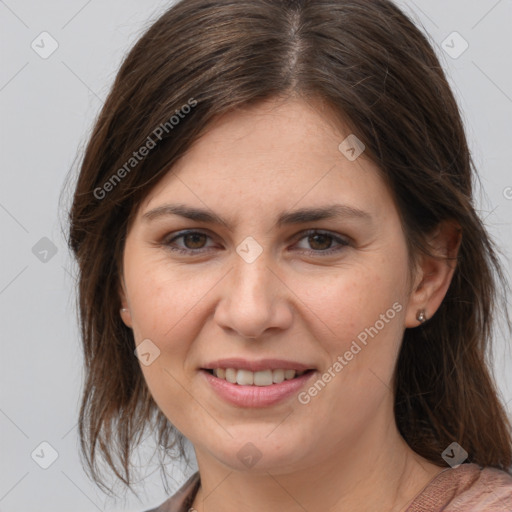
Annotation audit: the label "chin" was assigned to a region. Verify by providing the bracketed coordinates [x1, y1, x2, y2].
[207, 434, 310, 474]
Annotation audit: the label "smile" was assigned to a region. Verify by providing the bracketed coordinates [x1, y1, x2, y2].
[206, 368, 310, 386]
[200, 368, 316, 407]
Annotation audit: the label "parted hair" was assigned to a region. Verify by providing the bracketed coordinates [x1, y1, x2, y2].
[67, 0, 512, 495]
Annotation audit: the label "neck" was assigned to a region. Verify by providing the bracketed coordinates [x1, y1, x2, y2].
[190, 408, 443, 512]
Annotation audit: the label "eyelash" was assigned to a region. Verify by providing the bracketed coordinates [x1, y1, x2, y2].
[161, 229, 350, 256]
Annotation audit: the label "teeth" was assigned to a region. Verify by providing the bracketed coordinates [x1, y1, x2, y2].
[284, 369, 296, 380]
[212, 368, 307, 386]
[255, 369, 273, 385]
[225, 368, 237, 384]
[272, 369, 284, 384]
[236, 369, 254, 385]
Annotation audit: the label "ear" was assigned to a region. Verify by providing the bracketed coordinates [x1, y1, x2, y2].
[119, 274, 133, 328]
[404, 220, 462, 328]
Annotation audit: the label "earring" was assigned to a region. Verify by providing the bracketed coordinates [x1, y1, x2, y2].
[416, 309, 427, 324]
[120, 307, 128, 314]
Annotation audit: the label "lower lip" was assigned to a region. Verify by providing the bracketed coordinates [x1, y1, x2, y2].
[200, 369, 316, 408]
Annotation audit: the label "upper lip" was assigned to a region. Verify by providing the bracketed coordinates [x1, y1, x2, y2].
[201, 358, 315, 372]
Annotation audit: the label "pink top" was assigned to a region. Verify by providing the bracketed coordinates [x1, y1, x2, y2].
[144, 463, 512, 511]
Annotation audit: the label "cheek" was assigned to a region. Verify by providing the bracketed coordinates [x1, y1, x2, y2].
[291, 253, 408, 390]
[126, 261, 215, 429]
[296, 260, 407, 340]
[294, 267, 407, 421]
[126, 257, 215, 341]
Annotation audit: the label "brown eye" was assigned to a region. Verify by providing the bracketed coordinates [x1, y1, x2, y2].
[294, 230, 350, 256]
[181, 232, 208, 249]
[162, 229, 349, 256]
[163, 230, 215, 254]
[307, 233, 334, 251]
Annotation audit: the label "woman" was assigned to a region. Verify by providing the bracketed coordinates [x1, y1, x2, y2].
[67, 0, 512, 510]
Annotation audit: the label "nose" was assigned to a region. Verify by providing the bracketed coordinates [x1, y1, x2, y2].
[213, 249, 293, 340]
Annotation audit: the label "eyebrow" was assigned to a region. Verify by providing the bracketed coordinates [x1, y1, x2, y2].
[142, 203, 373, 229]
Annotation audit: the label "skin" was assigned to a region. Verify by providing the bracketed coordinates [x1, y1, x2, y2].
[119, 96, 461, 511]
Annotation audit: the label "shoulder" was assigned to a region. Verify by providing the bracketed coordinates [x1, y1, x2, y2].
[407, 463, 512, 512]
[142, 471, 201, 512]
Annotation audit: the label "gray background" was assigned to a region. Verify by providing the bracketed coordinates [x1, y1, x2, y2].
[1, 0, 511, 510]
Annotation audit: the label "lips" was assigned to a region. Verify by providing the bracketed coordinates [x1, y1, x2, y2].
[201, 367, 317, 407]
[199, 358, 317, 398]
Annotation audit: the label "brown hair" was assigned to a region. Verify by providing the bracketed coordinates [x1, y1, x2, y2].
[66, 0, 512, 496]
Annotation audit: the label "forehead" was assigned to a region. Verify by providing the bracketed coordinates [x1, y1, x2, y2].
[139, 97, 392, 225]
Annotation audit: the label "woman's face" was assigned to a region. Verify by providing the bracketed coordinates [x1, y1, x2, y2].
[120, 97, 422, 474]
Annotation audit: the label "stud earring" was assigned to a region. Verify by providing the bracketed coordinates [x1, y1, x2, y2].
[416, 309, 427, 324]
[120, 308, 128, 313]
